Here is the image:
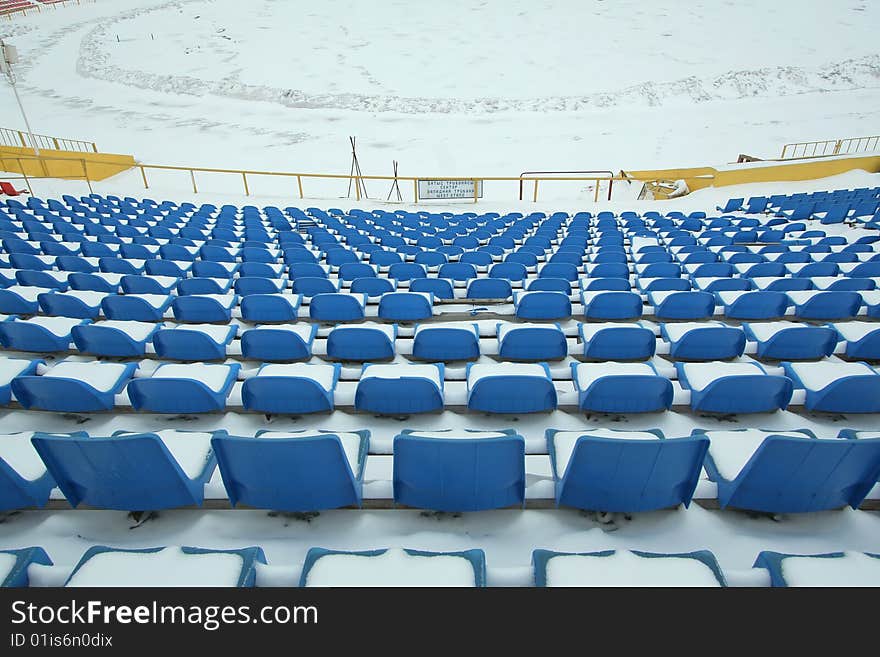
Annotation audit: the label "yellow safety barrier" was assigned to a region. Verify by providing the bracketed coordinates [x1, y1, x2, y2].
[781, 135, 880, 159]
[0, 146, 136, 181]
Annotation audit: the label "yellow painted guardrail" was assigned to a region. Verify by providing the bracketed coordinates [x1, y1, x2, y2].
[1, 0, 95, 20]
[0, 127, 97, 154]
[781, 135, 880, 159]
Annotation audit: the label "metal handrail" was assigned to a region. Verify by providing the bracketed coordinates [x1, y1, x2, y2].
[781, 135, 880, 159]
[518, 170, 614, 202]
[0, 126, 97, 153]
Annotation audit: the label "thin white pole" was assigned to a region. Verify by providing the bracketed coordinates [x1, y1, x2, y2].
[8, 73, 39, 157]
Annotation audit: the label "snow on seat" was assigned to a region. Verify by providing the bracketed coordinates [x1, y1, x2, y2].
[497, 322, 567, 360]
[676, 361, 792, 413]
[128, 362, 240, 413]
[749, 276, 811, 292]
[660, 321, 745, 360]
[467, 362, 556, 413]
[647, 290, 715, 320]
[153, 323, 238, 361]
[355, 363, 444, 414]
[411, 322, 480, 361]
[326, 323, 396, 361]
[171, 293, 238, 322]
[571, 362, 672, 413]
[860, 290, 880, 318]
[514, 291, 572, 320]
[714, 290, 790, 320]
[239, 293, 302, 321]
[0, 547, 52, 588]
[12, 360, 137, 412]
[546, 428, 708, 512]
[15, 269, 70, 291]
[242, 363, 340, 414]
[830, 321, 880, 359]
[579, 290, 642, 320]
[577, 322, 656, 360]
[0, 316, 89, 352]
[36, 290, 108, 319]
[101, 293, 174, 322]
[212, 430, 368, 511]
[786, 290, 862, 320]
[300, 547, 486, 587]
[31, 430, 221, 510]
[742, 321, 838, 360]
[71, 320, 160, 357]
[377, 291, 434, 321]
[0, 285, 48, 314]
[392, 429, 525, 512]
[699, 428, 880, 513]
[0, 357, 42, 405]
[754, 551, 880, 588]
[65, 546, 266, 588]
[177, 276, 234, 296]
[780, 360, 880, 413]
[532, 549, 725, 587]
[0, 432, 83, 511]
[239, 323, 316, 361]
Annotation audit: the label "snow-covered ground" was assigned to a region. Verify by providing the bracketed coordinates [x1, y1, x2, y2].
[0, 0, 878, 181]
[0, 1, 878, 587]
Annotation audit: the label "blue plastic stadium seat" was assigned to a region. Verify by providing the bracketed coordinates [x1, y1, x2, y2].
[466, 362, 556, 413]
[647, 290, 715, 320]
[0, 431, 81, 511]
[239, 293, 301, 321]
[309, 293, 366, 322]
[12, 360, 137, 412]
[0, 285, 46, 314]
[299, 547, 486, 587]
[700, 428, 880, 512]
[327, 324, 396, 361]
[527, 277, 572, 294]
[660, 321, 745, 360]
[742, 321, 837, 359]
[532, 549, 725, 587]
[153, 323, 237, 361]
[465, 277, 512, 299]
[781, 360, 880, 413]
[635, 277, 690, 294]
[213, 430, 369, 511]
[571, 361, 672, 412]
[753, 551, 880, 588]
[577, 322, 655, 360]
[1, 547, 53, 587]
[513, 291, 571, 320]
[411, 323, 480, 361]
[71, 320, 160, 357]
[355, 364, 444, 414]
[172, 293, 238, 323]
[292, 276, 337, 296]
[546, 428, 708, 512]
[715, 290, 790, 319]
[240, 324, 316, 361]
[68, 272, 124, 293]
[64, 546, 266, 587]
[393, 430, 525, 511]
[497, 322, 566, 360]
[233, 276, 285, 296]
[580, 290, 642, 320]
[101, 293, 173, 322]
[121, 274, 179, 295]
[831, 322, 880, 359]
[787, 290, 862, 320]
[128, 363, 239, 413]
[377, 292, 433, 321]
[0, 316, 88, 352]
[15, 269, 69, 291]
[31, 430, 221, 510]
[676, 361, 792, 413]
[242, 363, 340, 414]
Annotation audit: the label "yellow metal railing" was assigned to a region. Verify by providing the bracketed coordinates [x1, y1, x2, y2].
[0, 154, 95, 194]
[781, 135, 880, 159]
[134, 162, 637, 204]
[1, 1, 95, 20]
[0, 127, 98, 153]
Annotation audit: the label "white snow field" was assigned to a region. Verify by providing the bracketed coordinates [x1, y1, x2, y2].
[0, 1, 878, 588]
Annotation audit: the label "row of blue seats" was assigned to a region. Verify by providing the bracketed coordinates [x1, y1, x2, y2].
[2, 428, 878, 514]
[6, 544, 874, 587]
[2, 356, 879, 414]
[1, 316, 878, 363]
[718, 187, 880, 225]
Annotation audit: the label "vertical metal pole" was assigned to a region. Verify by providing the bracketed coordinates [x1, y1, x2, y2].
[473, 179, 478, 204]
[190, 169, 197, 194]
[5, 64, 39, 158]
[140, 165, 149, 189]
[297, 175, 304, 199]
[242, 171, 249, 196]
[533, 179, 538, 203]
[413, 179, 419, 204]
